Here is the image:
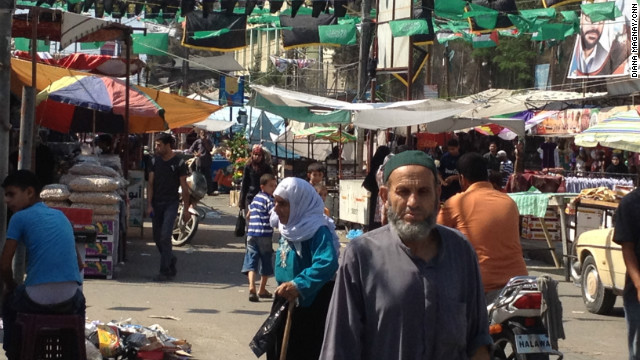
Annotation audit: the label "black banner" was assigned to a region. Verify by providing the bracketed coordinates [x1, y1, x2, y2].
[280, 13, 337, 49]
[183, 11, 247, 51]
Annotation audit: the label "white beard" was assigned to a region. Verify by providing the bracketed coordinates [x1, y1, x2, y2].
[387, 205, 437, 243]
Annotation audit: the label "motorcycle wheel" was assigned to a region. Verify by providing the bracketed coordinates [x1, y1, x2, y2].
[493, 327, 550, 360]
[172, 207, 199, 246]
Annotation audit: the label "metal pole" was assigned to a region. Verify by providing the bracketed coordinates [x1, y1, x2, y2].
[357, 0, 373, 101]
[0, 0, 15, 287]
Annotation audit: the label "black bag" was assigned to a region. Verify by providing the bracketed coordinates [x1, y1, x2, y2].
[249, 296, 289, 358]
[235, 210, 246, 237]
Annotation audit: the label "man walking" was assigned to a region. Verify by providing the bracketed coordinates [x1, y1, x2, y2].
[147, 133, 190, 281]
[321, 151, 492, 360]
[614, 187, 640, 360]
[438, 152, 527, 302]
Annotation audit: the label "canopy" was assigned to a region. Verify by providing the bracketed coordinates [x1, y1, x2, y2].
[13, 52, 146, 77]
[293, 126, 356, 143]
[251, 85, 526, 136]
[574, 108, 640, 152]
[455, 88, 608, 119]
[13, 7, 131, 49]
[11, 58, 222, 130]
[36, 75, 166, 133]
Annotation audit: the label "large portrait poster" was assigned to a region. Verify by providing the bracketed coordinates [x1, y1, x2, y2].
[567, 0, 632, 79]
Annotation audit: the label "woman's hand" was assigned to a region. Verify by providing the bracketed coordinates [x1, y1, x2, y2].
[275, 281, 300, 302]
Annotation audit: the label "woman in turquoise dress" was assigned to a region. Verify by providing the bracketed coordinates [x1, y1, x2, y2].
[267, 177, 340, 360]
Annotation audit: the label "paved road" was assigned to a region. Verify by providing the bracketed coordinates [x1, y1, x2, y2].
[0, 194, 629, 359]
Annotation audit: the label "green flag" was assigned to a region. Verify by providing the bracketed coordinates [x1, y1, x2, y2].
[519, 8, 556, 20]
[132, 33, 169, 55]
[560, 10, 578, 23]
[14, 37, 49, 52]
[81, 41, 105, 50]
[532, 22, 576, 41]
[434, 0, 467, 19]
[580, 2, 622, 22]
[464, 3, 498, 30]
[318, 24, 357, 45]
[389, 19, 430, 37]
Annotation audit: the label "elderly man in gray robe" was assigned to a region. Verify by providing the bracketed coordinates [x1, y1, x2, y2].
[320, 150, 492, 360]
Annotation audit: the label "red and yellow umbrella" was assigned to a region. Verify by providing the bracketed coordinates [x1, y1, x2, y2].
[36, 75, 167, 134]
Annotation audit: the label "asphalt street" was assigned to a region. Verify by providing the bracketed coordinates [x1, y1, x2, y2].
[0, 193, 629, 359]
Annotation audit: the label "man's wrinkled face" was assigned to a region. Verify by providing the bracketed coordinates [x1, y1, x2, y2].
[4, 185, 33, 213]
[380, 165, 441, 242]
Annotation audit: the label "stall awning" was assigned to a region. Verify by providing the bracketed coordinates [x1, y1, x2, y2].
[13, 7, 132, 49]
[11, 58, 222, 131]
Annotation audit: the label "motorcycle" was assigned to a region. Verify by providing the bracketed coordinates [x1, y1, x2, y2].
[489, 276, 564, 360]
[171, 171, 212, 246]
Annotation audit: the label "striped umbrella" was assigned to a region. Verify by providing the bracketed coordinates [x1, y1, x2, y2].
[36, 75, 167, 134]
[575, 108, 640, 152]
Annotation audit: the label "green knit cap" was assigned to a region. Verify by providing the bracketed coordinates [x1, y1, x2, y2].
[383, 150, 438, 183]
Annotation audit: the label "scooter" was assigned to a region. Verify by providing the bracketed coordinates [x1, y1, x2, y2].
[171, 171, 212, 246]
[489, 276, 564, 360]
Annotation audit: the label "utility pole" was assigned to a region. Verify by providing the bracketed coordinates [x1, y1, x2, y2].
[0, 0, 14, 269]
[357, 0, 374, 173]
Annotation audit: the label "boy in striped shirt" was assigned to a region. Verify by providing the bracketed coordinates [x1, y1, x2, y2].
[242, 173, 277, 302]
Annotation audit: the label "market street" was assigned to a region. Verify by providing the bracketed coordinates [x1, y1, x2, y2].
[0, 193, 628, 359]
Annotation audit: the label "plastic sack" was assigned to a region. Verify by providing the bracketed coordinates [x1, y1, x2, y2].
[85, 339, 102, 360]
[70, 163, 119, 178]
[40, 184, 71, 201]
[235, 210, 246, 237]
[69, 176, 119, 192]
[69, 191, 121, 205]
[249, 297, 289, 358]
[71, 203, 120, 215]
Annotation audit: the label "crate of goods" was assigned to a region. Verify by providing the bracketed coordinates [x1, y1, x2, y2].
[73, 224, 96, 243]
[521, 208, 561, 241]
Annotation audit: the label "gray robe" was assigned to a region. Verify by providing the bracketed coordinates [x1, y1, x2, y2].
[320, 224, 492, 360]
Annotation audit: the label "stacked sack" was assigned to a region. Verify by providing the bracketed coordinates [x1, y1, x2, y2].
[60, 161, 125, 223]
[40, 184, 71, 208]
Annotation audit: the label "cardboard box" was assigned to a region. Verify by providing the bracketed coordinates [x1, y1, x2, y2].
[94, 220, 115, 235]
[84, 258, 113, 279]
[85, 241, 114, 258]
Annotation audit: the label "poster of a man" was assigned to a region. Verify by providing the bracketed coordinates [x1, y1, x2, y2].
[568, 0, 631, 78]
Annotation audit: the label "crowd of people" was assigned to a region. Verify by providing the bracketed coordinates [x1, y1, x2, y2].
[5, 129, 640, 360]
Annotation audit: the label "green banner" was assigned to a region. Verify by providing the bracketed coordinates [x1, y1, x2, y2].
[132, 33, 169, 55]
[389, 19, 430, 37]
[580, 2, 622, 22]
[81, 41, 105, 50]
[318, 24, 357, 45]
[434, 0, 467, 19]
[532, 22, 576, 41]
[14, 37, 49, 52]
[192, 29, 231, 40]
[464, 3, 498, 30]
[519, 8, 556, 20]
[253, 94, 351, 124]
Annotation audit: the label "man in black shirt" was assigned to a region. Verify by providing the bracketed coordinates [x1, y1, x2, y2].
[147, 133, 190, 281]
[483, 141, 501, 172]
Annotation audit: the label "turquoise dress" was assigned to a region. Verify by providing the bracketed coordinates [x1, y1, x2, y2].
[275, 226, 338, 307]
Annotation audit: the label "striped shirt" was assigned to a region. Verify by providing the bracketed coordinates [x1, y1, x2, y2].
[247, 192, 274, 237]
[500, 160, 514, 187]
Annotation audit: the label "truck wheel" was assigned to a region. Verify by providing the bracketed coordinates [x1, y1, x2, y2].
[581, 255, 616, 314]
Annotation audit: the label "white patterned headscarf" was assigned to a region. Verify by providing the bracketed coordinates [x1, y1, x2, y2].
[270, 177, 340, 252]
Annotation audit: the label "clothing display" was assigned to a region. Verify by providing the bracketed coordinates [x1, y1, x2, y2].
[564, 176, 634, 193]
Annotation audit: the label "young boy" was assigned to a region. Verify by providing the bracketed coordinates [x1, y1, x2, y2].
[307, 162, 325, 186]
[314, 183, 330, 216]
[1, 170, 85, 359]
[242, 173, 277, 302]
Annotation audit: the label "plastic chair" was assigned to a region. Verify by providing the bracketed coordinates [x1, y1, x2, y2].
[15, 313, 87, 360]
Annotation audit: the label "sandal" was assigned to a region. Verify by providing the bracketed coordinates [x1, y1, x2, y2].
[249, 292, 259, 302]
[258, 291, 273, 299]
